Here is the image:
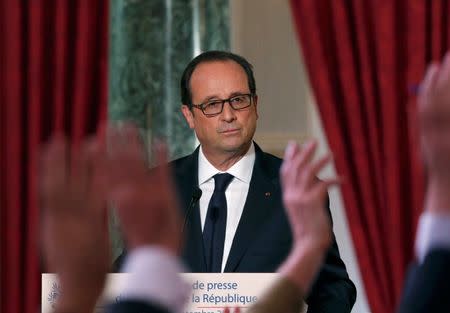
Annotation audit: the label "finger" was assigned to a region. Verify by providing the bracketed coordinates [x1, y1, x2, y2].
[437, 51, 450, 88]
[154, 141, 179, 218]
[310, 178, 341, 200]
[154, 141, 183, 251]
[291, 140, 317, 183]
[420, 62, 440, 96]
[70, 137, 96, 213]
[321, 177, 342, 188]
[106, 123, 122, 158]
[119, 123, 147, 161]
[96, 121, 108, 147]
[106, 125, 148, 186]
[156, 142, 169, 172]
[418, 62, 440, 110]
[106, 122, 143, 159]
[280, 143, 300, 189]
[284, 140, 299, 161]
[121, 123, 143, 144]
[40, 134, 68, 214]
[302, 153, 333, 187]
[87, 138, 109, 219]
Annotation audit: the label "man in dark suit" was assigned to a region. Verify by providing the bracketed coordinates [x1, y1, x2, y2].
[113, 51, 356, 311]
[173, 50, 356, 311]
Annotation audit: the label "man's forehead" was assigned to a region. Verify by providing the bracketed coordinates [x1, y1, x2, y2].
[190, 60, 249, 99]
[192, 59, 245, 76]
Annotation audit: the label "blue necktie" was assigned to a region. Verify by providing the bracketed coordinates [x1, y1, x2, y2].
[203, 173, 234, 272]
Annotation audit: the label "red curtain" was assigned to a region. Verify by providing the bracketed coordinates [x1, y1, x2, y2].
[0, 1, 108, 312]
[289, 1, 449, 313]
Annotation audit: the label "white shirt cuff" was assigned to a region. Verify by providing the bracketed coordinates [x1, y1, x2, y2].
[415, 212, 450, 263]
[121, 247, 189, 313]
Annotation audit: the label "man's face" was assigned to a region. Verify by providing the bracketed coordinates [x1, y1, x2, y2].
[181, 60, 258, 156]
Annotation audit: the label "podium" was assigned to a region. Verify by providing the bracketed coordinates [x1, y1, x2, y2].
[42, 273, 307, 313]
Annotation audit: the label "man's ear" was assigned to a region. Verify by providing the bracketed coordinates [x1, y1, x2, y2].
[253, 95, 259, 120]
[181, 105, 195, 129]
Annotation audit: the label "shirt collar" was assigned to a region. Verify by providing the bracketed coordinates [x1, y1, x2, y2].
[198, 143, 255, 185]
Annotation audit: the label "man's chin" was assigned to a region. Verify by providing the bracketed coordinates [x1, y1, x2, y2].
[220, 140, 251, 154]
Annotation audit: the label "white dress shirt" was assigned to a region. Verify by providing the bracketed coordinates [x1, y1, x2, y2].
[198, 143, 255, 272]
[118, 145, 256, 310]
[415, 211, 450, 263]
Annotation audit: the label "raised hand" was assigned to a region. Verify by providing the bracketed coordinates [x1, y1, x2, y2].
[280, 140, 336, 251]
[419, 52, 450, 213]
[106, 125, 181, 254]
[278, 140, 338, 294]
[418, 52, 450, 182]
[40, 134, 110, 312]
[40, 123, 184, 313]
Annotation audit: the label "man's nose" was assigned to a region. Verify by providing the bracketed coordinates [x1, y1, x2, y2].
[220, 101, 237, 122]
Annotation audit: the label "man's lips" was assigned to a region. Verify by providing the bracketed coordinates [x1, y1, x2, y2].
[220, 128, 240, 134]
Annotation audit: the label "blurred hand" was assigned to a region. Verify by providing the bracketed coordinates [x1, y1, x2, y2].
[419, 52, 450, 212]
[419, 52, 450, 183]
[40, 124, 183, 313]
[278, 140, 337, 294]
[280, 140, 335, 251]
[40, 135, 110, 312]
[106, 125, 181, 255]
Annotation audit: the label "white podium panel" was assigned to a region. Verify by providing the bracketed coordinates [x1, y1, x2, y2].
[42, 273, 299, 313]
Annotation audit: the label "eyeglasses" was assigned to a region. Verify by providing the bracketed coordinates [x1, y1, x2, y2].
[191, 93, 254, 117]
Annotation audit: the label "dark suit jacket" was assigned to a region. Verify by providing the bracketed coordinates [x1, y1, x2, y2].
[174, 143, 356, 312]
[397, 249, 450, 313]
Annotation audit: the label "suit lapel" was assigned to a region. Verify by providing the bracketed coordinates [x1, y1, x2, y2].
[224, 144, 279, 272]
[177, 148, 207, 272]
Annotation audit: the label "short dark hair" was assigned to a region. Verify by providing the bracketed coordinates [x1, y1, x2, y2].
[180, 50, 256, 108]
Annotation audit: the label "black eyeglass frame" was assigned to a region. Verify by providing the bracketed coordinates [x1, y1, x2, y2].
[191, 93, 255, 117]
